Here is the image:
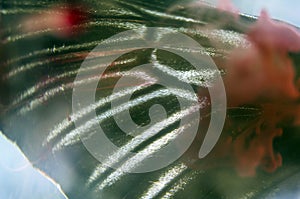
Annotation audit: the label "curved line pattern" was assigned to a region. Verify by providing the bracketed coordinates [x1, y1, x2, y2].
[52, 88, 200, 150]
[11, 58, 136, 107]
[87, 108, 203, 187]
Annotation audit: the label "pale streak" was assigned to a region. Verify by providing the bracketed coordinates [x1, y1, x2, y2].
[201, 29, 249, 48]
[11, 58, 136, 106]
[4, 52, 83, 79]
[2, 5, 141, 33]
[3, 27, 224, 68]
[87, 102, 203, 186]
[3, 27, 229, 77]
[4, 22, 142, 67]
[140, 163, 188, 199]
[1, 1, 50, 6]
[5, 24, 145, 79]
[4, 41, 102, 67]
[4, 27, 62, 44]
[4, 44, 121, 80]
[0, 8, 49, 15]
[151, 51, 219, 87]
[159, 27, 236, 56]
[44, 70, 155, 143]
[118, 0, 206, 24]
[160, 171, 200, 199]
[4, 20, 143, 44]
[52, 89, 199, 151]
[96, 129, 188, 190]
[17, 71, 153, 116]
[5, 59, 53, 79]
[105, 7, 141, 17]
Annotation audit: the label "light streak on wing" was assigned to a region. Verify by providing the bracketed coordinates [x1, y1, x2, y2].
[0, 8, 51, 15]
[153, 61, 219, 87]
[4, 23, 144, 79]
[1, 1, 50, 7]
[3, 27, 230, 68]
[155, 27, 246, 54]
[140, 163, 188, 199]
[96, 130, 189, 190]
[151, 50, 220, 87]
[3, 41, 104, 67]
[204, 29, 250, 48]
[11, 58, 136, 106]
[5, 59, 53, 79]
[3, 20, 144, 44]
[3, 22, 144, 68]
[17, 70, 154, 115]
[96, 109, 206, 191]
[160, 171, 201, 199]
[87, 102, 204, 186]
[44, 70, 156, 143]
[52, 89, 199, 151]
[2, 4, 142, 33]
[117, 0, 207, 25]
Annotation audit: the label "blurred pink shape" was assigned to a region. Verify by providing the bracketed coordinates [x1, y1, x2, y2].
[224, 9, 300, 107]
[222, 9, 300, 176]
[195, 8, 300, 177]
[248, 9, 300, 53]
[22, 5, 88, 38]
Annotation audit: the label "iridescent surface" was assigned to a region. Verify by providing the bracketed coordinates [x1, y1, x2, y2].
[1, 0, 300, 199]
